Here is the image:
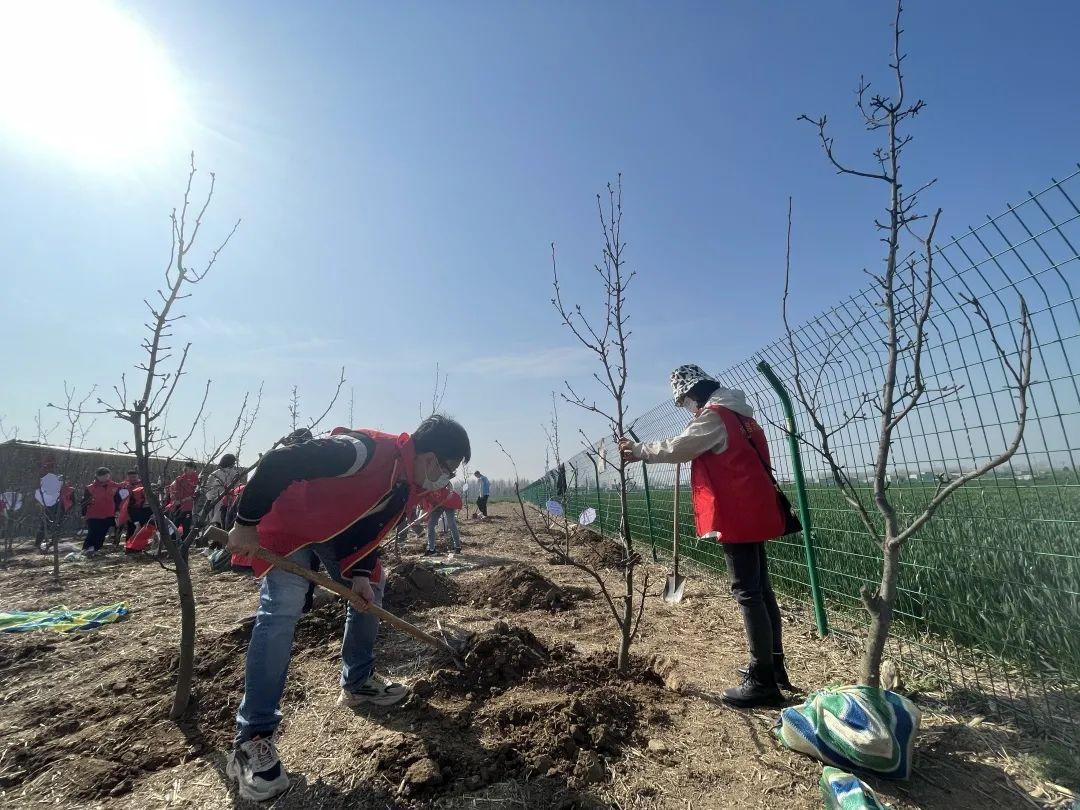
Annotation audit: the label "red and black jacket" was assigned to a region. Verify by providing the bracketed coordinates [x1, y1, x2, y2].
[234, 428, 422, 581]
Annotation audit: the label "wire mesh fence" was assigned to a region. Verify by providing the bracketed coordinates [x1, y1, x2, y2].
[522, 165, 1080, 743]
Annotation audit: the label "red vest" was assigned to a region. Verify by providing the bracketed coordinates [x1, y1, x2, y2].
[253, 429, 421, 578]
[122, 480, 143, 503]
[690, 405, 786, 543]
[84, 480, 121, 520]
[169, 472, 199, 511]
[117, 486, 147, 526]
[420, 487, 462, 512]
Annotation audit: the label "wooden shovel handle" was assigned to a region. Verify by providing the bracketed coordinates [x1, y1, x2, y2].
[672, 464, 681, 576]
[204, 527, 449, 653]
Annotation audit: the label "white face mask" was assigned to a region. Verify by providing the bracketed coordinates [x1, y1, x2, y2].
[417, 458, 454, 491]
[420, 472, 452, 492]
[682, 399, 701, 417]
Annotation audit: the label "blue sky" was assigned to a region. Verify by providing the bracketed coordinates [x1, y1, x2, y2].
[1, 1, 1078, 480]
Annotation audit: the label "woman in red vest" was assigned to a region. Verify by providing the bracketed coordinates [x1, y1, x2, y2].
[621, 364, 794, 708]
[224, 415, 470, 802]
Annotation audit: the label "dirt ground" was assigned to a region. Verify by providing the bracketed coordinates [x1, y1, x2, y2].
[0, 503, 1075, 809]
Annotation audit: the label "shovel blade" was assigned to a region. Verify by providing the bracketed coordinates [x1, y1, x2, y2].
[436, 618, 473, 668]
[662, 573, 686, 604]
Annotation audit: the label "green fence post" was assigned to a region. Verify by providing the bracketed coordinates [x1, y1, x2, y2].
[627, 429, 659, 560]
[572, 467, 579, 518]
[756, 360, 829, 638]
[585, 452, 603, 532]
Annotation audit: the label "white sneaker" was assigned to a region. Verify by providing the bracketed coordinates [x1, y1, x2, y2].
[226, 737, 290, 802]
[338, 674, 409, 708]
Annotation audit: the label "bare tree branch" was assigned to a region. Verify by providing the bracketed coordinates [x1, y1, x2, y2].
[306, 366, 347, 433]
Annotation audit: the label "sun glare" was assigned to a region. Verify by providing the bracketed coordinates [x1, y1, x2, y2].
[0, 0, 184, 169]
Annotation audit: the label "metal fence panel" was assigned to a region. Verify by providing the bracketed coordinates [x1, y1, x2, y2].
[522, 166, 1080, 741]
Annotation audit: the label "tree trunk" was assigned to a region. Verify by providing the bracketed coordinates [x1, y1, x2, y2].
[616, 460, 634, 673]
[859, 536, 901, 687]
[135, 423, 197, 719]
[168, 548, 197, 718]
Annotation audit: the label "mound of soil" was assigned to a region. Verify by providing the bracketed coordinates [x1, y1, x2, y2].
[384, 560, 459, 612]
[470, 564, 571, 612]
[354, 622, 671, 802]
[573, 535, 625, 570]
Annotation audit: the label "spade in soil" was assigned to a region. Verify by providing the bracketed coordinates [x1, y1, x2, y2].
[663, 463, 687, 604]
[201, 527, 472, 667]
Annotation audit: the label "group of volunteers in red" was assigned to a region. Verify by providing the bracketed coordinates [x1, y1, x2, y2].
[29, 363, 791, 803]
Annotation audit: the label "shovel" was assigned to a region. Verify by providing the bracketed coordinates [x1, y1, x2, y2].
[202, 526, 469, 667]
[381, 509, 434, 556]
[663, 463, 687, 604]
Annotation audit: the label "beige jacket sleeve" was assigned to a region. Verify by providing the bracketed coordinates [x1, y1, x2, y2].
[631, 408, 729, 464]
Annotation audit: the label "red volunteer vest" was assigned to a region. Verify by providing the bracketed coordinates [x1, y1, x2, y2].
[170, 472, 199, 511]
[421, 487, 462, 512]
[84, 480, 121, 519]
[117, 486, 147, 527]
[690, 405, 786, 543]
[252, 430, 421, 578]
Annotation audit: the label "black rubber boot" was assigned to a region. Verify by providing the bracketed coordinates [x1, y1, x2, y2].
[722, 664, 783, 708]
[737, 655, 797, 692]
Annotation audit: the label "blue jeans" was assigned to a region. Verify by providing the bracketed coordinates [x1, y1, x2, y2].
[234, 543, 384, 745]
[426, 508, 460, 552]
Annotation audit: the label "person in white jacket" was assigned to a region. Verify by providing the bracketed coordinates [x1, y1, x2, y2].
[205, 454, 244, 528]
[621, 364, 794, 707]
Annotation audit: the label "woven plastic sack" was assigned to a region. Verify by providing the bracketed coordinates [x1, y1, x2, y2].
[776, 685, 920, 779]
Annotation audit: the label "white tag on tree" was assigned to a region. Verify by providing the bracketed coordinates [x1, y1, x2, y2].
[545, 500, 564, 517]
[579, 507, 597, 526]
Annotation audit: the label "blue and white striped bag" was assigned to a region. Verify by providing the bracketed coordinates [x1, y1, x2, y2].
[820, 767, 891, 810]
[775, 685, 921, 779]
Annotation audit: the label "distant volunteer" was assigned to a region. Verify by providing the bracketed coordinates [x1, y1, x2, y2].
[422, 484, 463, 555]
[620, 364, 796, 708]
[167, 461, 200, 540]
[473, 470, 491, 519]
[120, 469, 151, 540]
[80, 467, 122, 556]
[205, 453, 244, 528]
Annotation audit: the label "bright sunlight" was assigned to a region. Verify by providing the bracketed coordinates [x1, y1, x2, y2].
[0, 0, 184, 169]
